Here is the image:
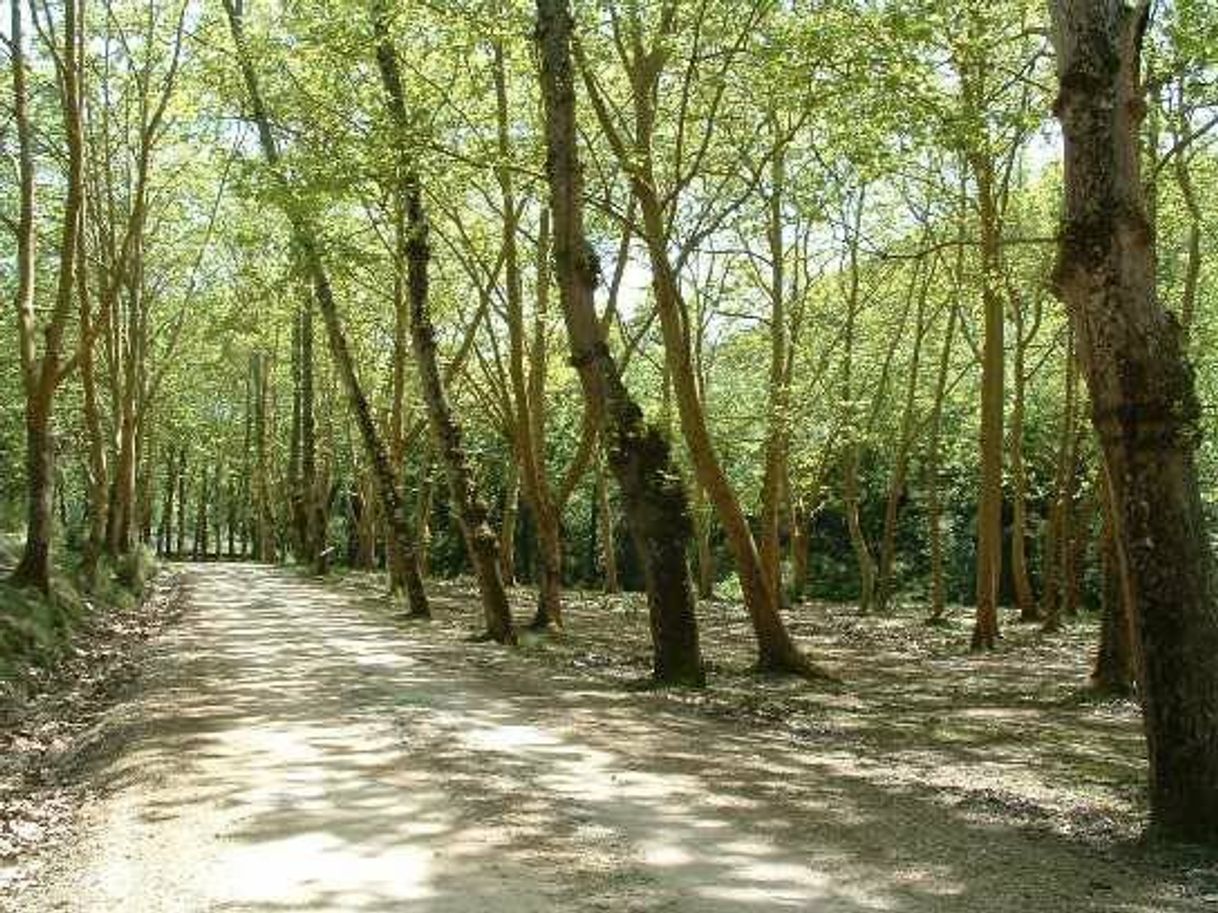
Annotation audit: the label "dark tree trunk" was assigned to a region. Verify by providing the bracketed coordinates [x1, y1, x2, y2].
[1051, 0, 1218, 842]
[1092, 470, 1135, 695]
[536, 0, 702, 685]
[372, 4, 515, 644]
[12, 399, 54, 592]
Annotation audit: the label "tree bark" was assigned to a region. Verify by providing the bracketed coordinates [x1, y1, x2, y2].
[536, 0, 703, 685]
[1051, 0, 1218, 841]
[222, 0, 428, 616]
[971, 156, 1004, 651]
[372, 2, 515, 644]
[9, 0, 85, 593]
[493, 42, 564, 629]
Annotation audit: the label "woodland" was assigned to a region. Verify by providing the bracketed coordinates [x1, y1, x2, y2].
[1, 0, 1218, 896]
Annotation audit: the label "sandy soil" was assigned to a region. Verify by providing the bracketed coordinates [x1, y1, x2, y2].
[9, 563, 1217, 911]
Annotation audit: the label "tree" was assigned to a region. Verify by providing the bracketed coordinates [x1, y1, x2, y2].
[1050, 0, 1218, 841]
[536, 0, 704, 686]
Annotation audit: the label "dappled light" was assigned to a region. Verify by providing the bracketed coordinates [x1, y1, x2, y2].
[16, 566, 1211, 911]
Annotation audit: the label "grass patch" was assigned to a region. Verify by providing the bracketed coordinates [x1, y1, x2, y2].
[0, 539, 158, 688]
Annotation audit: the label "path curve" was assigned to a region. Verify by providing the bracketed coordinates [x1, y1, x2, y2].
[21, 564, 1203, 911]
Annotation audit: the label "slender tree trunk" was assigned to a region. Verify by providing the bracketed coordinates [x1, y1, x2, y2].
[1051, 0, 1218, 840]
[193, 466, 208, 561]
[536, 0, 703, 684]
[9, 0, 85, 593]
[972, 157, 1004, 651]
[595, 442, 619, 594]
[842, 191, 876, 616]
[79, 210, 109, 587]
[160, 447, 176, 559]
[222, 0, 428, 616]
[1042, 332, 1079, 632]
[876, 262, 931, 612]
[692, 478, 715, 601]
[1010, 304, 1038, 620]
[759, 142, 791, 602]
[176, 453, 187, 558]
[490, 42, 565, 629]
[500, 454, 519, 586]
[372, 4, 514, 644]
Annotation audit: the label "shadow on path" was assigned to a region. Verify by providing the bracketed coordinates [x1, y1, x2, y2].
[23, 564, 1208, 912]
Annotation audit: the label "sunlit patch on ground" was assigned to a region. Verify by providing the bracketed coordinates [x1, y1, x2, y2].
[8, 564, 1216, 912]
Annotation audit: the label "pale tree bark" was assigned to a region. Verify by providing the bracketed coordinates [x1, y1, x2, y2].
[1051, 0, 1218, 841]
[536, 0, 703, 684]
[222, 0, 429, 616]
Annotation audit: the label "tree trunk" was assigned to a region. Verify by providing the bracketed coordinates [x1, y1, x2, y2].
[536, 0, 703, 684]
[492, 43, 564, 630]
[842, 191, 876, 616]
[692, 479, 715, 601]
[9, 0, 84, 593]
[222, 0, 428, 616]
[1092, 467, 1135, 695]
[1051, 0, 1218, 841]
[876, 260, 931, 612]
[971, 156, 1004, 652]
[759, 142, 791, 602]
[595, 442, 619, 594]
[500, 456, 519, 586]
[1010, 300, 1039, 620]
[372, 4, 514, 644]
[1042, 331, 1079, 633]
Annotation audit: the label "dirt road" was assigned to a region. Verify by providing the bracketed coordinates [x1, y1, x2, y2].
[17, 564, 1209, 911]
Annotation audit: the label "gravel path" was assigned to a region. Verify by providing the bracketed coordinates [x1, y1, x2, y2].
[17, 564, 1212, 911]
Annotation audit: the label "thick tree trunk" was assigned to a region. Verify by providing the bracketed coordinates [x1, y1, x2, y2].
[536, 0, 703, 684]
[1051, 0, 1218, 841]
[12, 401, 55, 592]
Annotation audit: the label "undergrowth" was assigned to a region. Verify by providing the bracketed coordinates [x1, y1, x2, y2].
[0, 536, 157, 686]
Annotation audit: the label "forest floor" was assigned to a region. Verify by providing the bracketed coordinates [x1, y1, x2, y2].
[4, 562, 1217, 912]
